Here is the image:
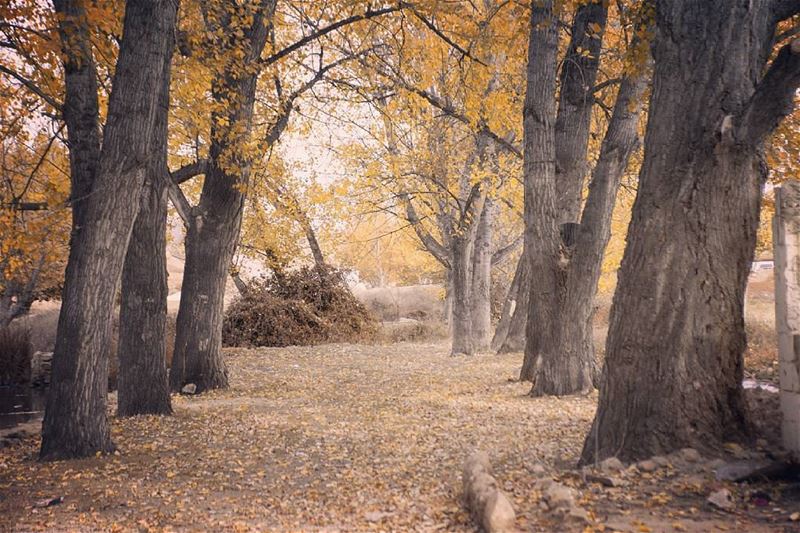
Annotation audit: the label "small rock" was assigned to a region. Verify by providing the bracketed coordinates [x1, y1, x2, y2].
[543, 483, 575, 510]
[33, 496, 64, 509]
[679, 448, 702, 463]
[482, 491, 516, 533]
[637, 459, 659, 472]
[598, 457, 625, 473]
[534, 478, 554, 491]
[528, 463, 547, 477]
[715, 459, 772, 481]
[790, 511, 800, 521]
[181, 383, 197, 395]
[756, 438, 768, 449]
[707, 488, 735, 512]
[652, 455, 670, 467]
[566, 506, 590, 524]
[707, 458, 726, 470]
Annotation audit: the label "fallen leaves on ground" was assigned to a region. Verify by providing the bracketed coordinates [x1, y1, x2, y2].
[0, 341, 793, 532]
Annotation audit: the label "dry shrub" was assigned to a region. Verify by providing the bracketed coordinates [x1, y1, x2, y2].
[0, 326, 32, 385]
[223, 266, 377, 348]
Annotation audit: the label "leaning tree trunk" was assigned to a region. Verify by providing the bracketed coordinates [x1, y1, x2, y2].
[498, 256, 530, 353]
[451, 235, 475, 355]
[40, 0, 178, 460]
[491, 254, 522, 352]
[530, 57, 648, 396]
[471, 200, 493, 351]
[170, 199, 240, 392]
[582, 0, 800, 463]
[52, 0, 101, 245]
[116, 27, 176, 417]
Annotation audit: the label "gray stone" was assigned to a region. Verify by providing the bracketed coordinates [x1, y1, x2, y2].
[678, 448, 702, 463]
[637, 459, 659, 472]
[652, 455, 670, 467]
[482, 490, 516, 533]
[566, 506, 590, 524]
[543, 483, 575, 510]
[181, 383, 197, 395]
[707, 488, 735, 511]
[598, 457, 625, 473]
[585, 473, 624, 488]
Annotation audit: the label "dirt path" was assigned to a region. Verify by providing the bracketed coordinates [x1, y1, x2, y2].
[0, 342, 795, 531]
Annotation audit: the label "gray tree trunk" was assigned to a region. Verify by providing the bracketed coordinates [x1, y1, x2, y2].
[502, 0, 606, 359]
[520, 0, 560, 385]
[555, 0, 607, 224]
[530, 54, 648, 396]
[471, 199, 493, 351]
[498, 255, 530, 353]
[52, 0, 101, 239]
[170, 4, 273, 393]
[40, 0, 178, 460]
[451, 235, 475, 355]
[116, 26, 176, 417]
[582, 0, 800, 463]
[491, 254, 522, 352]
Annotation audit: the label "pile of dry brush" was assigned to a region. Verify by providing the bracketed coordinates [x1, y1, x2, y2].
[222, 266, 378, 347]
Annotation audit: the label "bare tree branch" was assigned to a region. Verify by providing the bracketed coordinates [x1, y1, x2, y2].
[171, 160, 208, 184]
[401, 192, 451, 267]
[0, 64, 61, 111]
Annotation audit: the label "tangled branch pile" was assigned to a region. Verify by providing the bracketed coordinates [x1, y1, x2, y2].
[223, 266, 377, 347]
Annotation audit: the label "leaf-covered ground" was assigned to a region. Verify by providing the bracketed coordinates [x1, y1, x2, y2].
[0, 341, 795, 531]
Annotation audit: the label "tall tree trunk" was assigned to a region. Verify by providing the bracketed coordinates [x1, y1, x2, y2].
[555, 0, 607, 224]
[530, 55, 649, 396]
[170, 3, 274, 393]
[52, 0, 101, 240]
[471, 199, 493, 351]
[505, 0, 607, 360]
[40, 0, 178, 460]
[116, 27, 176, 417]
[582, 0, 800, 463]
[520, 0, 560, 384]
[451, 235, 475, 355]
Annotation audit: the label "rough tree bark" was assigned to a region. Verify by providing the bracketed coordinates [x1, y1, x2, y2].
[116, 22, 176, 417]
[555, 0, 607, 224]
[51, 0, 101, 240]
[582, 0, 800, 463]
[40, 0, 178, 460]
[498, 0, 607, 356]
[170, 2, 274, 393]
[529, 51, 649, 396]
[491, 255, 523, 352]
[519, 0, 560, 384]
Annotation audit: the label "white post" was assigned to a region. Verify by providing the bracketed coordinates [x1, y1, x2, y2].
[774, 181, 800, 457]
